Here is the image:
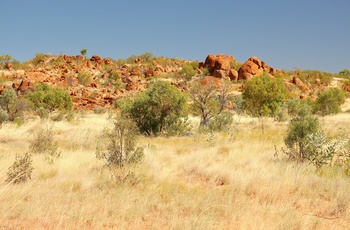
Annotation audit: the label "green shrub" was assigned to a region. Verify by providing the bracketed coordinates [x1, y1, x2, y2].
[303, 131, 337, 168]
[319, 73, 333, 85]
[206, 111, 233, 132]
[50, 112, 64, 122]
[77, 71, 93, 86]
[313, 88, 346, 116]
[106, 70, 125, 89]
[26, 83, 73, 112]
[179, 62, 197, 80]
[0, 54, 12, 66]
[64, 110, 77, 123]
[119, 81, 188, 136]
[163, 118, 192, 137]
[96, 114, 144, 168]
[242, 75, 287, 117]
[284, 114, 320, 161]
[31, 53, 45, 66]
[338, 69, 350, 79]
[10, 59, 28, 70]
[0, 88, 30, 121]
[202, 68, 210, 76]
[138, 52, 154, 62]
[13, 117, 25, 127]
[126, 52, 154, 64]
[286, 98, 314, 117]
[36, 107, 49, 119]
[6, 153, 34, 184]
[0, 88, 18, 115]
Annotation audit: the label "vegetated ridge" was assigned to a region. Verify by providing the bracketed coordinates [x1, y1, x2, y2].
[0, 52, 349, 110]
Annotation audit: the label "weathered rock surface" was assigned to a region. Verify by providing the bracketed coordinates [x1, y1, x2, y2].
[292, 76, 309, 92]
[203, 54, 234, 79]
[238, 58, 263, 80]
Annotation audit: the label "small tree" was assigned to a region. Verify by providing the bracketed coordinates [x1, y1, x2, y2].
[96, 114, 144, 168]
[313, 88, 346, 116]
[119, 81, 188, 136]
[242, 75, 287, 118]
[243, 75, 287, 132]
[80, 48, 87, 56]
[0, 88, 30, 121]
[189, 79, 232, 128]
[0, 88, 17, 116]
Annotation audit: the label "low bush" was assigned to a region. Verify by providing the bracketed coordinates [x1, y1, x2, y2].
[119, 81, 188, 136]
[313, 88, 346, 116]
[284, 113, 320, 161]
[36, 107, 49, 119]
[0, 88, 30, 121]
[286, 98, 314, 117]
[26, 83, 73, 112]
[179, 62, 197, 80]
[77, 71, 93, 86]
[6, 153, 34, 184]
[29, 125, 60, 164]
[205, 111, 233, 133]
[31, 53, 45, 66]
[96, 114, 144, 168]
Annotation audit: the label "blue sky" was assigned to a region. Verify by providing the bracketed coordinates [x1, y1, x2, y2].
[0, 0, 349, 73]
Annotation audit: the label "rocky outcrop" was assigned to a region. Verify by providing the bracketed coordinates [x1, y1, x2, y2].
[238, 56, 277, 80]
[90, 55, 102, 63]
[228, 69, 238, 81]
[238, 57, 264, 80]
[203, 54, 234, 80]
[292, 76, 309, 92]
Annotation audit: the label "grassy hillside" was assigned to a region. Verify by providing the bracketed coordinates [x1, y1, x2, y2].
[0, 112, 350, 229]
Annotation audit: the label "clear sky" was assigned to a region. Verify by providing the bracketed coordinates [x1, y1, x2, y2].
[0, 0, 349, 73]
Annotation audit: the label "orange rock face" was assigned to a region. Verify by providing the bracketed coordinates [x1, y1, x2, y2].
[238, 60, 263, 80]
[203, 54, 235, 79]
[204, 54, 216, 72]
[90, 55, 102, 64]
[229, 69, 238, 81]
[292, 76, 309, 92]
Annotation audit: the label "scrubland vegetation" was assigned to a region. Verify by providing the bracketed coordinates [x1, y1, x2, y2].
[0, 53, 350, 229]
[1, 112, 350, 229]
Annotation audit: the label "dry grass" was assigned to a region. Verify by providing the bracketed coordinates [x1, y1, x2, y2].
[0, 113, 350, 229]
